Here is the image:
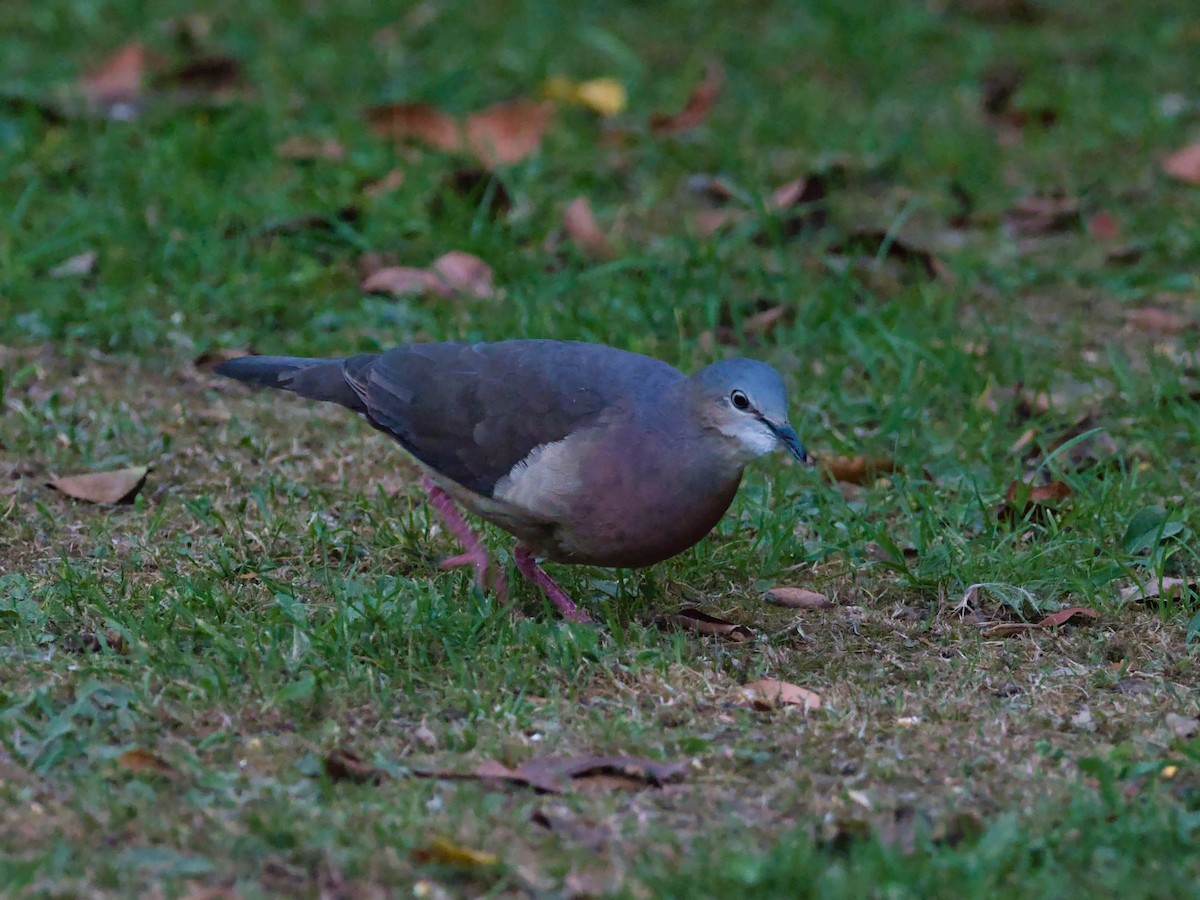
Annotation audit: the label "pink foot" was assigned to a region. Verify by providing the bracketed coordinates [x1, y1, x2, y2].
[514, 544, 591, 623]
[421, 476, 508, 600]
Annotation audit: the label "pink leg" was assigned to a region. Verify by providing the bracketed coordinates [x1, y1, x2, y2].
[513, 544, 591, 623]
[420, 476, 508, 600]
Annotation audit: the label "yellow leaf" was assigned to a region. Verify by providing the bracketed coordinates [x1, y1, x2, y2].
[574, 78, 627, 116]
[412, 836, 498, 867]
[541, 76, 627, 116]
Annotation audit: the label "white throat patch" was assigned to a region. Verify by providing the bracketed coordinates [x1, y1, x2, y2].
[713, 418, 778, 462]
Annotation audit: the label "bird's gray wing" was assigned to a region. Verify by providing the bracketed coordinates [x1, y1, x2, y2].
[359, 340, 683, 496]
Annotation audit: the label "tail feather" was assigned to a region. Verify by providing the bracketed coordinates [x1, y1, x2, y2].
[215, 354, 374, 414]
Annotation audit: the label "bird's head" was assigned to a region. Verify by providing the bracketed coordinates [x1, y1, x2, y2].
[686, 358, 808, 465]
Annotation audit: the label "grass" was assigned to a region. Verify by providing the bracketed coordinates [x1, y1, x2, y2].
[3, 0, 1200, 895]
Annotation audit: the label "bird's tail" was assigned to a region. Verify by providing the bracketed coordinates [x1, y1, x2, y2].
[214, 354, 375, 414]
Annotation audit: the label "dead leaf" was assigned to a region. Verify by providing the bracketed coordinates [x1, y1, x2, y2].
[763, 175, 828, 234]
[415, 754, 687, 794]
[411, 836, 498, 867]
[1165, 713, 1200, 741]
[158, 55, 243, 96]
[49, 466, 149, 504]
[254, 206, 360, 239]
[1163, 144, 1200, 185]
[687, 174, 740, 203]
[958, 0, 1042, 23]
[361, 266, 442, 297]
[323, 749, 385, 785]
[562, 196, 614, 261]
[515, 755, 688, 793]
[465, 99, 553, 167]
[651, 60, 724, 135]
[831, 230, 948, 281]
[979, 622, 1037, 639]
[821, 455, 897, 485]
[670, 608, 753, 642]
[82, 43, 145, 118]
[363, 251, 494, 300]
[366, 102, 464, 152]
[542, 76, 627, 116]
[742, 678, 823, 711]
[362, 168, 405, 199]
[531, 806, 609, 851]
[741, 305, 791, 339]
[1087, 211, 1121, 242]
[430, 251, 495, 298]
[692, 208, 746, 238]
[1004, 194, 1080, 236]
[276, 135, 345, 161]
[998, 479, 1072, 522]
[48, 250, 98, 279]
[1127, 306, 1193, 336]
[117, 748, 177, 778]
[1036, 607, 1098, 627]
[764, 587, 832, 610]
[437, 168, 513, 218]
[1119, 576, 1195, 603]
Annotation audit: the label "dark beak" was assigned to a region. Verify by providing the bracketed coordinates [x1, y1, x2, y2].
[765, 420, 808, 463]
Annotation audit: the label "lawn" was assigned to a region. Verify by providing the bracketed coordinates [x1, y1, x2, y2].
[3, 0, 1200, 896]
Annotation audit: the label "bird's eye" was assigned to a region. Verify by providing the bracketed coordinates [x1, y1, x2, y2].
[730, 390, 751, 411]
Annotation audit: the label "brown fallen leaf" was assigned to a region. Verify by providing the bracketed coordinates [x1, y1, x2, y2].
[411, 836, 498, 868]
[764, 586, 832, 610]
[651, 60, 724, 135]
[979, 622, 1038, 639]
[363, 251, 495, 300]
[276, 135, 346, 161]
[1004, 194, 1080, 236]
[49, 466, 149, 505]
[562, 196, 614, 261]
[958, 0, 1042, 23]
[741, 305, 791, 339]
[416, 754, 687, 794]
[1036, 607, 1097, 627]
[760, 175, 829, 235]
[361, 266, 439, 296]
[48, 250, 98, 279]
[1166, 713, 1200, 741]
[430, 251, 495, 298]
[998, 479, 1072, 522]
[1087, 211, 1121, 242]
[515, 755, 688, 793]
[1126, 306, 1193, 336]
[531, 806, 610, 852]
[831, 230, 948, 281]
[366, 102, 464, 152]
[692, 208, 746, 238]
[821, 455, 897, 485]
[438, 168, 513, 218]
[742, 678, 823, 711]
[670, 607, 753, 642]
[362, 168, 405, 199]
[323, 749, 385, 785]
[62, 630, 127, 654]
[82, 42, 145, 118]
[158, 55, 243, 97]
[1163, 144, 1200, 185]
[117, 748, 177, 778]
[254, 206, 360, 239]
[1119, 576, 1195, 603]
[466, 99, 553, 167]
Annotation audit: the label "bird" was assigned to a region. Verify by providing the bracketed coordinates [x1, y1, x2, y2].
[214, 340, 807, 622]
